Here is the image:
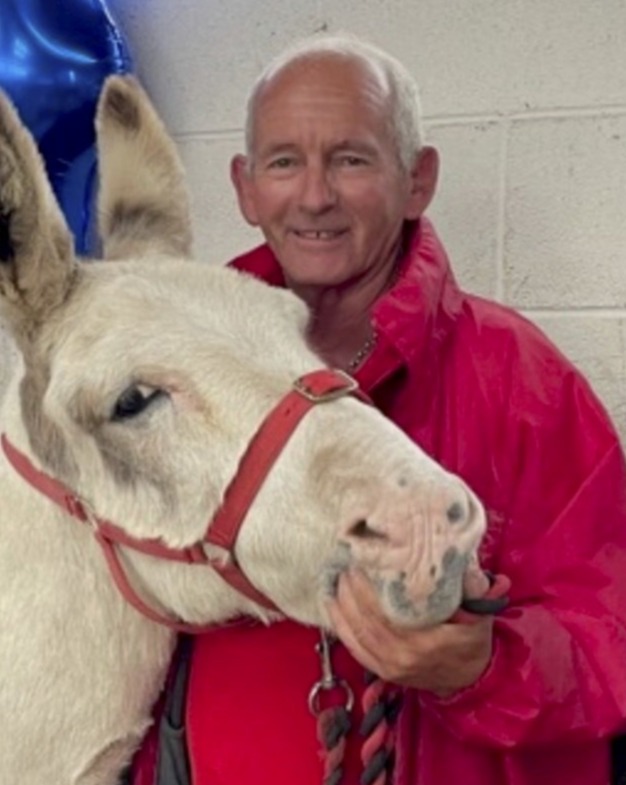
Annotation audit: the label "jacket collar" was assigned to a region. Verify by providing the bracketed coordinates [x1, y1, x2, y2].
[372, 218, 462, 364]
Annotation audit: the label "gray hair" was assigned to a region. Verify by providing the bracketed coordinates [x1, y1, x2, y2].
[244, 34, 425, 171]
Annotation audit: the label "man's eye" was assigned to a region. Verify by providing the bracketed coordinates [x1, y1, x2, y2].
[268, 157, 295, 169]
[112, 385, 166, 421]
[338, 155, 367, 167]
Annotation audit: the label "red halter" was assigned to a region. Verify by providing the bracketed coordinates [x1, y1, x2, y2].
[2, 369, 369, 633]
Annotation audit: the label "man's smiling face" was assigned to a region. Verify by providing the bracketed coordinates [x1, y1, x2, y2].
[232, 54, 430, 298]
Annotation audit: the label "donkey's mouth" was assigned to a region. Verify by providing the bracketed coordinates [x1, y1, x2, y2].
[323, 541, 353, 598]
[321, 541, 507, 628]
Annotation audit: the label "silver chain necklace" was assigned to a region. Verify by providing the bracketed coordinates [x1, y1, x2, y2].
[345, 329, 377, 372]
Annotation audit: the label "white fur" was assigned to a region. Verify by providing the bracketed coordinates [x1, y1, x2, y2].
[0, 76, 485, 784]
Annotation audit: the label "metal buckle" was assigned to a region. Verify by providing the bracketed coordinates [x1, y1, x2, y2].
[294, 370, 358, 403]
[308, 631, 355, 716]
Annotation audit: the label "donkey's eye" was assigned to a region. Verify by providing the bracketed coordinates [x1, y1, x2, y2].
[112, 385, 165, 422]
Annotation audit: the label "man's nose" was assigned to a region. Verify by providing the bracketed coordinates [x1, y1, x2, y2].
[298, 164, 338, 213]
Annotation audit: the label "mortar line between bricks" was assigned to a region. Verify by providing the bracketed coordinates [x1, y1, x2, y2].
[174, 128, 244, 143]
[424, 105, 626, 128]
[171, 106, 626, 144]
[521, 308, 626, 318]
[494, 120, 509, 303]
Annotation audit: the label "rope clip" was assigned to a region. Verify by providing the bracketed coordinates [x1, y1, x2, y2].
[308, 631, 355, 716]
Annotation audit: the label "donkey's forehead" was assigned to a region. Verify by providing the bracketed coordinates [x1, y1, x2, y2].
[62, 259, 307, 340]
[42, 259, 312, 382]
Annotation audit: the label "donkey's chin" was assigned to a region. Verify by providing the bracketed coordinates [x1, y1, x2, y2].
[320, 551, 466, 630]
[369, 571, 463, 628]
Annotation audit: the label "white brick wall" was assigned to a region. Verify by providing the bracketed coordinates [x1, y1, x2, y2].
[3, 1, 625, 442]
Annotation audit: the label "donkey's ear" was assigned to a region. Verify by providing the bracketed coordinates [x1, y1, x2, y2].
[0, 90, 76, 339]
[96, 75, 193, 261]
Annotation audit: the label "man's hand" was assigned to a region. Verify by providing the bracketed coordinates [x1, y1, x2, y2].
[327, 569, 494, 697]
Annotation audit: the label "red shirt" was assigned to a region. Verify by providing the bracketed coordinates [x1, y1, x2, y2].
[134, 219, 626, 785]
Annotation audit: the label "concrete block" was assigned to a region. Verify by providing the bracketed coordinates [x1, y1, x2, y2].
[107, 0, 322, 134]
[426, 121, 501, 297]
[176, 136, 262, 266]
[317, 0, 626, 117]
[505, 114, 626, 308]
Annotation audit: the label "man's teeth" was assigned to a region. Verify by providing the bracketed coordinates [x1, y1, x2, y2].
[296, 230, 342, 239]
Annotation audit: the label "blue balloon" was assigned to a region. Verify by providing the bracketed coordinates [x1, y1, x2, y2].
[0, 0, 132, 254]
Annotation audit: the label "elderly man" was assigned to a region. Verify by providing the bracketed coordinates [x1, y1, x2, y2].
[132, 34, 626, 785]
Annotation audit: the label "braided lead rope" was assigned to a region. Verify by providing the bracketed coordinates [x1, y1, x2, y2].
[318, 705, 352, 785]
[309, 631, 403, 785]
[359, 672, 402, 785]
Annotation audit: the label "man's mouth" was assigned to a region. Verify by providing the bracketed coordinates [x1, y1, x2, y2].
[293, 229, 347, 240]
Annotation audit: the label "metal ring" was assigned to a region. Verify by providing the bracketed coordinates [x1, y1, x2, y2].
[308, 678, 355, 716]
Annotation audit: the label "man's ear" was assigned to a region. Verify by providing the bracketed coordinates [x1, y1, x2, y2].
[230, 154, 260, 227]
[404, 145, 439, 220]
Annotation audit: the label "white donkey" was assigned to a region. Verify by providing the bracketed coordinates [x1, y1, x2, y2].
[0, 77, 487, 784]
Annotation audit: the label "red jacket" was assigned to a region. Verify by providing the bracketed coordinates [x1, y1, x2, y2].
[134, 218, 626, 785]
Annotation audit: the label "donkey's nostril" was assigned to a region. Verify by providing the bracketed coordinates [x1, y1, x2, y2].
[446, 500, 466, 524]
[348, 519, 388, 541]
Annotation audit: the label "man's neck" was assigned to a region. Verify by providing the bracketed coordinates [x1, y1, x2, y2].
[283, 228, 409, 368]
[294, 270, 391, 369]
